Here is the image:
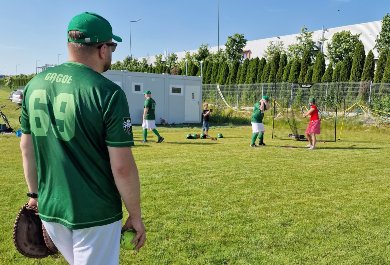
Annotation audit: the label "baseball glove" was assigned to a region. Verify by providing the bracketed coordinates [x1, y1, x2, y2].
[13, 203, 58, 258]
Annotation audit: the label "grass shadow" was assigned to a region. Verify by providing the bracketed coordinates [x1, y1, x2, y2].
[319, 146, 382, 150]
[167, 141, 218, 145]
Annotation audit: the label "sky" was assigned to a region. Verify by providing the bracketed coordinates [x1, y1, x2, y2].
[0, 0, 388, 75]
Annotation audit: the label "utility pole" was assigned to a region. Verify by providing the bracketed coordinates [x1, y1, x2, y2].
[217, 0, 220, 53]
[35, 60, 40, 74]
[130, 18, 142, 58]
[57, 54, 61, 65]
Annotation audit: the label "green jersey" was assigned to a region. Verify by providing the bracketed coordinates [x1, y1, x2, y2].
[144, 97, 156, 120]
[251, 102, 265, 123]
[21, 62, 133, 229]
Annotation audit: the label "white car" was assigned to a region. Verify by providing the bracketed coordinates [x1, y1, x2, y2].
[10, 89, 24, 105]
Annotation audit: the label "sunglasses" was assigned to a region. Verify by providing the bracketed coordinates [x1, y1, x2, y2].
[96, 42, 117, 52]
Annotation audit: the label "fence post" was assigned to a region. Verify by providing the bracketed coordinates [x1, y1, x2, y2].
[236, 84, 239, 110]
[216, 84, 219, 107]
[325, 82, 329, 112]
[326, 83, 328, 97]
[368, 81, 372, 106]
[290, 83, 294, 106]
[261, 84, 264, 97]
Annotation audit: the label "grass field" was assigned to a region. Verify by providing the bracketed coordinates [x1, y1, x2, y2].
[1, 87, 390, 264]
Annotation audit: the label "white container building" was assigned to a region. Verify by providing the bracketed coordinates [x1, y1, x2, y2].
[103, 70, 202, 125]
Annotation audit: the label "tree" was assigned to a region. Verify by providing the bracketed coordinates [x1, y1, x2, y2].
[374, 50, 388, 83]
[188, 61, 199, 76]
[381, 54, 390, 83]
[120, 56, 142, 72]
[349, 40, 366, 82]
[236, 65, 242, 84]
[210, 62, 220, 84]
[228, 61, 240, 84]
[361, 50, 375, 81]
[304, 66, 314, 83]
[376, 13, 390, 54]
[268, 52, 281, 83]
[239, 58, 250, 84]
[340, 56, 352, 82]
[288, 59, 301, 83]
[332, 62, 342, 82]
[208, 49, 226, 63]
[276, 54, 287, 82]
[166, 53, 178, 73]
[225, 33, 247, 63]
[264, 41, 285, 61]
[245, 58, 259, 84]
[256, 58, 266, 83]
[298, 49, 311, 83]
[261, 63, 271, 83]
[194, 44, 210, 62]
[288, 27, 316, 59]
[154, 54, 165, 74]
[321, 63, 333, 83]
[327, 30, 360, 64]
[204, 62, 213, 84]
[218, 61, 229, 85]
[110, 61, 123, 70]
[139, 58, 149, 72]
[200, 60, 209, 82]
[282, 61, 292, 82]
[312, 52, 326, 83]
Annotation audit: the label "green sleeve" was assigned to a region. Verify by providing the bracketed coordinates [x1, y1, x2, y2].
[104, 89, 133, 147]
[20, 85, 31, 134]
[144, 98, 150, 108]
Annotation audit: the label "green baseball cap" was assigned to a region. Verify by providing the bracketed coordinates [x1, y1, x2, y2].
[262, 95, 270, 101]
[309, 97, 315, 103]
[67, 12, 122, 44]
[144, 90, 152, 95]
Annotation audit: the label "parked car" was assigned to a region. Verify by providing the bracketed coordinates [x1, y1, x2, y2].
[10, 88, 24, 105]
[8, 90, 16, 100]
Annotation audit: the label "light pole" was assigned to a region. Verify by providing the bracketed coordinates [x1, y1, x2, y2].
[200, 60, 203, 78]
[217, 0, 220, 53]
[129, 18, 142, 58]
[185, 59, 188, 76]
[35, 60, 40, 74]
[16, 64, 20, 75]
[319, 26, 328, 53]
[57, 54, 61, 65]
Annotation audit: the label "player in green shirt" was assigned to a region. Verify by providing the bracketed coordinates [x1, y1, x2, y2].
[250, 95, 270, 147]
[20, 12, 145, 264]
[142, 90, 164, 143]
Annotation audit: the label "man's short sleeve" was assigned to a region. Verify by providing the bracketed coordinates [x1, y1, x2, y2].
[144, 98, 149, 108]
[104, 89, 134, 147]
[20, 87, 31, 134]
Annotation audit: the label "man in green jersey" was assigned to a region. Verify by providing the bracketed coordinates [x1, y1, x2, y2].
[20, 12, 145, 264]
[250, 95, 270, 147]
[142, 90, 164, 143]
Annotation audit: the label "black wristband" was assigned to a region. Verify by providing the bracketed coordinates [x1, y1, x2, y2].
[27, 192, 38, 198]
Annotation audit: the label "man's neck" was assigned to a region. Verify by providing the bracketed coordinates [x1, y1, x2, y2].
[68, 57, 103, 73]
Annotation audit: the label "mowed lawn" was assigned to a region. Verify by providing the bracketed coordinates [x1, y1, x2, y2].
[1, 89, 390, 264]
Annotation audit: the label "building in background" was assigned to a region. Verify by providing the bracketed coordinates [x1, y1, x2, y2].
[103, 70, 202, 124]
[142, 20, 381, 65]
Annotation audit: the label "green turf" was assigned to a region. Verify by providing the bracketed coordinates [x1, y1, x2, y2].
[1, 88, 390, 264]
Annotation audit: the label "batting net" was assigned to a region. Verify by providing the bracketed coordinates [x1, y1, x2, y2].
[270, 83, 337, 142]
[203, 82, 389, 141]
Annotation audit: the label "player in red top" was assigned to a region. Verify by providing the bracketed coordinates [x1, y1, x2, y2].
[303, 97, 321, 150]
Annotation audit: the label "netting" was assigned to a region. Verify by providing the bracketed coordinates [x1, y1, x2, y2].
[203, 82, 390, 141]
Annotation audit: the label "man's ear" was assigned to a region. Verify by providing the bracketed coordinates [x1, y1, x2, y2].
[98, 45, 107, 59]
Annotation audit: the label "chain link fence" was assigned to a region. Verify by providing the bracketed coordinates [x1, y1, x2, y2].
[203, 82, 390, 113]
[203, 82, 390, 141]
